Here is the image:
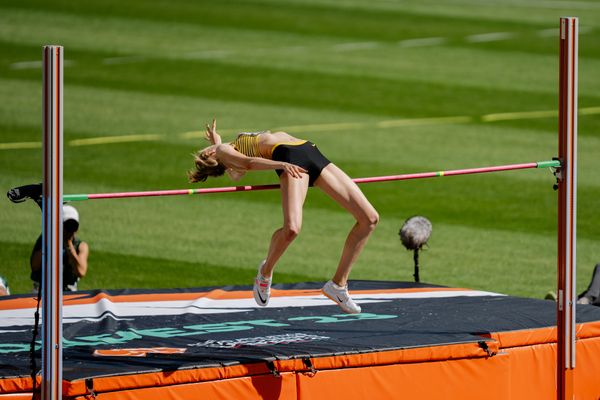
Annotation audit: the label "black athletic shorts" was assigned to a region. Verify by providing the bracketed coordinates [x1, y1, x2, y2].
[272, 141, 331, 186]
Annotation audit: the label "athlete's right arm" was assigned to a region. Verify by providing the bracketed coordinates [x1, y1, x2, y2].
[216, 144, 307, 179]
[226, 168, 246, 181]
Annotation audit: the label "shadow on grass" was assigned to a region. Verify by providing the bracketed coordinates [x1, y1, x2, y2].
[83, 249, 319, 291]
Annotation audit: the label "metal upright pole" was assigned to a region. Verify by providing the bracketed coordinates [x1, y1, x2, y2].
[42, 45, 63, 400]
[557, 17, 578, 400]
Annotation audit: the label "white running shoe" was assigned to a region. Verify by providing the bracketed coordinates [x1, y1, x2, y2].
[577, 297, 591, 305]
[253, 260, 271, 307]
[322, 280, 361, 314]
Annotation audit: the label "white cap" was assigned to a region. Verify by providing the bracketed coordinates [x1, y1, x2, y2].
[63, 204, 79, 223]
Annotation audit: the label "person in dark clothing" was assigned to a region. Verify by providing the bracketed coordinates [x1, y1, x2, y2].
[7, 184, 89, 292]
[29, 204, 89, 291]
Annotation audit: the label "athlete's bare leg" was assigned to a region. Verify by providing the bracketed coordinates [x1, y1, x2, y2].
[261, 173, 310, 278]
[315, 164, 379, 286]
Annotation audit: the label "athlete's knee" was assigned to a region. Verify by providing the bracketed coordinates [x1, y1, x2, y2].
[359, 210, 379, 231]
[369, 211, 380, 228]
[282, 223, 301, 241]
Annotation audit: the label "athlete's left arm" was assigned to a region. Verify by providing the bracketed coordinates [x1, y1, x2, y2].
[66, 241, 89, 278]
[205, 119, 222, 145]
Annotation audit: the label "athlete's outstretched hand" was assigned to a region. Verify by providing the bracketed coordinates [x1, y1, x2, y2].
[204, 119, 221, 145]
[282, 163, 307, 179]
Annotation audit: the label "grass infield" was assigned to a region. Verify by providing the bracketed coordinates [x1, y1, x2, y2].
[0, 0, 599, 298]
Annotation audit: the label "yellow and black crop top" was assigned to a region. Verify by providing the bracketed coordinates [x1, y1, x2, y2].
[230, 133, 264, 158]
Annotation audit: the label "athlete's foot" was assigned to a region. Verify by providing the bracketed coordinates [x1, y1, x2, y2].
[322, 280, 361, 314]
[577, 297, 591, 305]
[7, 183, 42, 204]
[253, 259, 271, 307]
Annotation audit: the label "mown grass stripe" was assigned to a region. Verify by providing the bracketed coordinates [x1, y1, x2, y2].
[2, 107, 599, 150]
[465, 32, 515, 43]
[102, 56, 147, 65]
[398, 37, 447, 47]
[580, 106, 600, 115]
[10, 60, 75, 70]
[332, 42, 379, 51]
[482, 106, 600, 122]
[378, 116, 472, 128]
[0, 141, 41, 150]
[69, 134, 163, 146]
[482, 110, 557, 122]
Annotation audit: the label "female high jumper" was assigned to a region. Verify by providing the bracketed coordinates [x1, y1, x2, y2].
[189, 120, 379, 314]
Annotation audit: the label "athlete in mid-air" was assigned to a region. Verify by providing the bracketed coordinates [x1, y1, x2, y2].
[189, 120, 379, 314]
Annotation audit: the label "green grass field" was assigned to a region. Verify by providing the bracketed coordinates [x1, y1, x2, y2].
[1, 0, 599, 298]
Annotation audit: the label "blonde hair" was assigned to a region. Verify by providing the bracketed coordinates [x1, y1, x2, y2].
[188, 151, 226, 183]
